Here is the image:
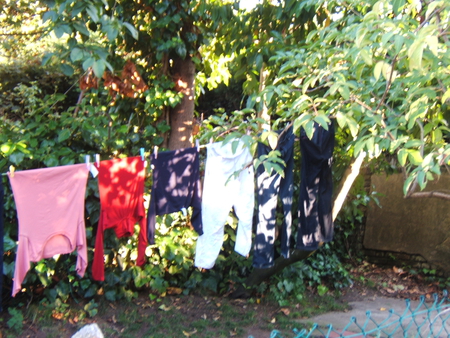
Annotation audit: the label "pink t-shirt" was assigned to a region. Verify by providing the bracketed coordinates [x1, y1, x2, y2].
[8, 163, 89, 296]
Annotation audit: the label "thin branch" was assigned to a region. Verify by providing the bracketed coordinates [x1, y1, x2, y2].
[406, 191, 450, 200]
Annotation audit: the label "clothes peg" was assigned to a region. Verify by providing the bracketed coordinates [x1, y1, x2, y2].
[85, 155, 90, 169]
[9, 165, 15, 178]
[95, 154, 100, 166]
[181, 207, 187, 217]
[195, 139, 200, 151]
[140, 148, 145, 161]
[154, 146, 158, 159]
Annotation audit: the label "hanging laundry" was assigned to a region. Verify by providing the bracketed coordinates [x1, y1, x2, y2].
[0, 178, 4, 310]
[92, 157, 147, 281]
[253, 127, 295, 269]
[8, 164, 89, 297]
[195, 140, 254, 269]
[147, 147, 203, 243]
[297, 121, 335, 250]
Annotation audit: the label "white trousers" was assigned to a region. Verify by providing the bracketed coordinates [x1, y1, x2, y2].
[194, 140, 255, 269]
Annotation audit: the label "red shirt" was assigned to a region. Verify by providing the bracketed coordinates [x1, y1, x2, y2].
[92, 157, 147, 281]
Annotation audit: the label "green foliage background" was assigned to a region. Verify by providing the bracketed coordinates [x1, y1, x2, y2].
[2, 0, 450, 314]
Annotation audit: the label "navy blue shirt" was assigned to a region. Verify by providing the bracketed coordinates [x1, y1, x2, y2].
[147, 147, 203, 243]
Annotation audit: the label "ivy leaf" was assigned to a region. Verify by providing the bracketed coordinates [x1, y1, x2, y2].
[175, 43, 187, 59]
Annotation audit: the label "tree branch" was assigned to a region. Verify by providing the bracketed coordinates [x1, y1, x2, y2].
[406, 190, 450, 200]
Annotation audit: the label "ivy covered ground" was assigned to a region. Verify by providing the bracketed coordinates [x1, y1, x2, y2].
[1, 262, 448, 338]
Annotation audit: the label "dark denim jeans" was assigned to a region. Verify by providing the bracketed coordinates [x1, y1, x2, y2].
[253, 127, 295, 268]
[296, 121, 335, 251]
[0, 179, 4, 311]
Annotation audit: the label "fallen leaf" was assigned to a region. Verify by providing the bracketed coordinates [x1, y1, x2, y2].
[380, 307, 387, 311]
[229, 329, 238, 336]
[213, 316, 220, 321]
[167, 287, 183, 295]
[183, 329, 197, 337]
[201, 314, 207, 320]
[158, 304, 171, 311]
[279, 308, 290, 316]
[216, 302, 221, 307]
[270, 317, 276, 323]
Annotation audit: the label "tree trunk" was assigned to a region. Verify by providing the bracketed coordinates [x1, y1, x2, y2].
[168, 56, 195, 150]
[230, 152, 366, 298]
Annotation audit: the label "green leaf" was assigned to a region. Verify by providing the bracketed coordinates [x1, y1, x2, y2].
[105, 290, 117, 301]
[42, 10, 57, 23]
[60, 63, 74, 76]
[267, 131, 278, 150]
[92, 59, 106, 78]
[70, 48, 84, 62]
[408, 40, 425, 70]
[425, 1, 444, 19]
[73, 22, 90, 37]
[82, 57, 94, 70]
[394, 34, 404, 54]
[346, 117, 359, 138]
[359, 48, 373, 66]
[175, 43, 187, 59]
[58, 129, 71, 143]
[397, 148, 408, 166]
[374, 61, 383, 81]
[54, 24, 72, 38]
[86, 4, 99, 23]
[303, 120, 315, 139]
[407, 150, 423, 165]
[392, 0, 405, 15]
[314, 115, 330, 129]
[427, 35, 438, 56]
[442, 89, 450, 103]
[338, 86, 350, 100]
[123, 22, 139, 39]
[404, 139, 422, 148]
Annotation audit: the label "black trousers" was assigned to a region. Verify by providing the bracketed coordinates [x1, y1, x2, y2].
[296, 121, 335, 251]
[253, 128, 295, 268]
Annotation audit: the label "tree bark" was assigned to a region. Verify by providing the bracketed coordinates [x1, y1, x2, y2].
[168, 56, 195, 150]
[230, 152, 366, 298]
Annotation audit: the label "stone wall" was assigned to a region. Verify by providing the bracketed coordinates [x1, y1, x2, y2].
[364, 173, 450, 275]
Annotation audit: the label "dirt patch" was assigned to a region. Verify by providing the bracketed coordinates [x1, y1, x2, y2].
[338, 263, 447, 303]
